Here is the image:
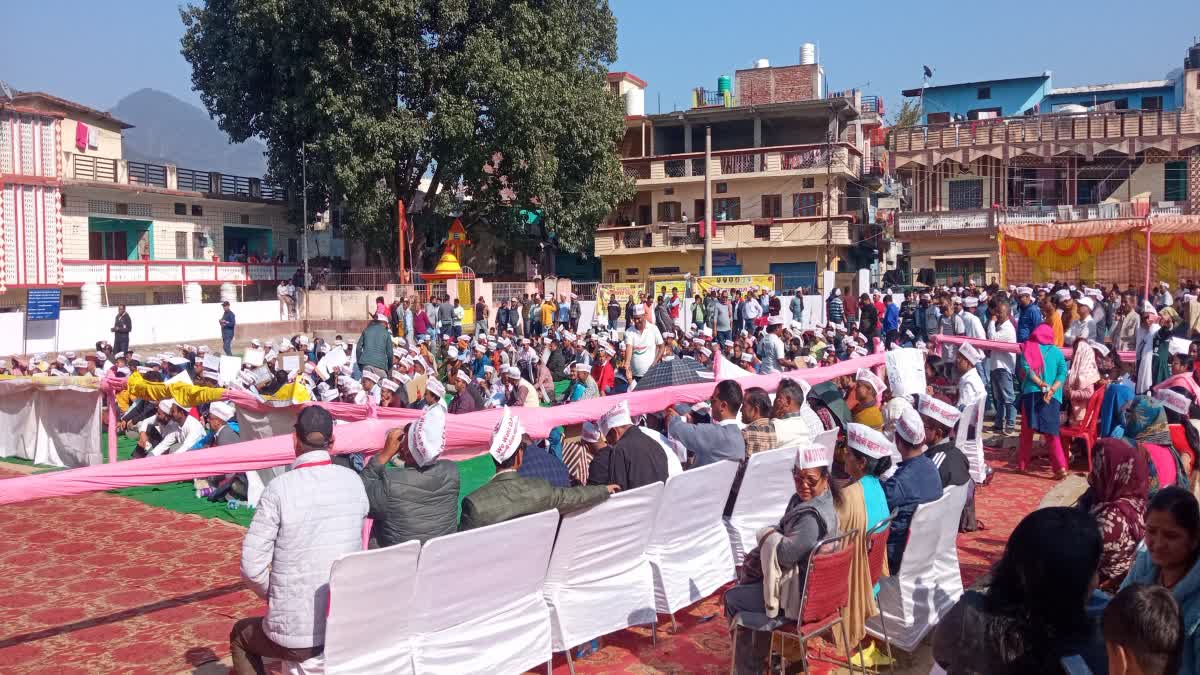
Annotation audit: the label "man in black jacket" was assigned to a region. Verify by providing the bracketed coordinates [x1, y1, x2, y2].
[588, 401, 668, 491]
[362, 410, 459, 547]
[111, 304, 132, 354]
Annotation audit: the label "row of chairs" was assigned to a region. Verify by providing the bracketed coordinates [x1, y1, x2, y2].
[284, 426, 969, 674]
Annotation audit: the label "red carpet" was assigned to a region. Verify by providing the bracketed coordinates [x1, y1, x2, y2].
[0, 445, 1052, 674]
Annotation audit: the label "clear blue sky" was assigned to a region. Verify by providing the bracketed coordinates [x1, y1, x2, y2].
[4, 0, 1200, 123]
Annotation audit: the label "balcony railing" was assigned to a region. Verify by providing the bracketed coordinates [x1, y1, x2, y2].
[692, 88, 730, 108]
[897, 209, 994, 233]
[623, 143, 860, 182]
[623, 162, 650, 180]
[177, 167, 208, 192]
[720, 152, 764, 174]
[60, 259, 301, 285]
[127, 160, 167, 188]
[72, 155, 118, 183]
[889, 109, 1198, 153]
[897, 201, 1195, 234]
[780, 149, 829, 171]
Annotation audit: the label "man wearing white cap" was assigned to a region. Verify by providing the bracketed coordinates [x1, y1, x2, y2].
[134, 398, 182, 457]
[724, 437, 837, 672]
[756, 316, 791, 374]
[623, 303, 664, 383]
[1066, 296, 1097, 343]
[150, 400, 206, 456]
[588, 400, 670, 491]
[207, 401, 241, 448]
[459, 409, 616, 531]
[955, 341, 988, 408]
[882, 406, 942, 572]
[917, 396, 970, 489]
[1015, 286, 1042, 343]
[363, 412, 460, 547]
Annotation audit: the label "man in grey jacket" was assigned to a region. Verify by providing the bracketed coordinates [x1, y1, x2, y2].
[664, 379, 747, 467]
[231, 407, 367, 675]
[363, 408, 459, 547]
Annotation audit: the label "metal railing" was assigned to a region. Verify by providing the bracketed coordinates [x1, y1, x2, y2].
[664, 159, 689, 178]
[624, 162, 650, 180]
[720, 152, 763, 174]
[72, 155, 118, 182]
[897, 209, 994, 233]
[570, 281, 598, 300]
[314, 268, 399, 290]
[889, 109, 1197, 152]
[693, 88, 728, 108]
[177, 167, 208, 192]
[219, 174, 253, 198]
[127, 160, 167, 188]
[621, 228, 649, 248]
[780, 148, 829, 171]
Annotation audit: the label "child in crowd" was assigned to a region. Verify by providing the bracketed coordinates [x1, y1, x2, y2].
[1103, 583, 1183, 675]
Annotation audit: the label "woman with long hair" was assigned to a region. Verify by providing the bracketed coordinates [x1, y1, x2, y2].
[1017, 323, 1070, 479]
[933, 507, 1105, 673]
[1121, 486, 1200, 672]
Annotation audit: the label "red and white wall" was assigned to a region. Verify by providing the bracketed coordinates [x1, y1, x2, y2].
[0, 110, 64, 290]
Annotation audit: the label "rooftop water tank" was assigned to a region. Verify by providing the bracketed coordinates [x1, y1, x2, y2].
[624, 87, 645, 116]
[754, 58, 770, 69]
[799, 43, 816, 65]
[717, 75, 732, 95]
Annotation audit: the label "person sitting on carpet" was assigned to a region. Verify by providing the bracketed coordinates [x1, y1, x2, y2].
[361, 409, 459, 547]
[932, 507, 1106, 674]
[148, 400, 206, 457]
[724, 443, 840, 675]
[458, 409, 616, 531]
[231, 406, 368, 675]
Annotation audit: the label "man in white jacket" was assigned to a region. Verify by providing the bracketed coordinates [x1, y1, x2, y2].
[230, 406, 368, 674]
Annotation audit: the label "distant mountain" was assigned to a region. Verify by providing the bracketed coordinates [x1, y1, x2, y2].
[110, 88, 268, 178]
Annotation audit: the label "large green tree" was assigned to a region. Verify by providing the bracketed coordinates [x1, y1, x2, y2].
[180, 0, 632, 267]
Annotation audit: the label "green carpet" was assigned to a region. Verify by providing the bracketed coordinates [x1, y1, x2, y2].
[5, 434, 498, 528]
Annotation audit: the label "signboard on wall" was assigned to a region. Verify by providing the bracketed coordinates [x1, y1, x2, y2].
[694, 275, 775, 295]
[597, 283, 645, 305]
[26, 289, 62, 321]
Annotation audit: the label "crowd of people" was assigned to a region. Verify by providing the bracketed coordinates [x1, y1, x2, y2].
[5, 277, 1200, 674]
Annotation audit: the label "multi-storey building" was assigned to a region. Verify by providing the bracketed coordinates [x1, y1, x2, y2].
[889, 42, 1200, 286]
[0, 90, 332, 308]
[597, 50, 884, 294]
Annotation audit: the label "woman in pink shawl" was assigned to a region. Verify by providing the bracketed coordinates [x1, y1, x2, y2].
[1066, 338, 1101, 424]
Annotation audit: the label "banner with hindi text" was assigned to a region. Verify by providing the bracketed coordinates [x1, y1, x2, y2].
[695, 274, 775, 295]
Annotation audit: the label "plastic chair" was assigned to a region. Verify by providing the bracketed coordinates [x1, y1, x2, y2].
[1061, 383, 1107, 474]
[768, 530, 862, 674]
[865, 513, 898, 674]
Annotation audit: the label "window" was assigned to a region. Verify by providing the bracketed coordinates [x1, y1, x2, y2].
[968, 108, 1001, 120]
[663, 187, 674, 195]
[1142, 96, 1163, 111]
[693, 199, 706, 221]
[934, 258, 986, 286]
[174, 232, 189, 259]
[1166, 161, 1188, 202]
[174, 203, 187, 216]
[802, 177, 815, 189]
[792, 193, 821, 217]
[637, 205, 651, 226]
[239, 214, 250, 225]
[287, 238, 299, 262]
[625, 267, 639, 278]
[948, 179, 984, 210]
[115, 203, 129, 215]
[191, 205, 203, 217]
[714, 197, 740, 221]
[977, 87, 991, 100]
[761, 194, 782, 219]
[649, 266, 681, 275]
[754, 224, 772, 240]
[605, 269, 619, 283]
[656, 201, 681, 223]
[716, 182, 728, 194]
[89, 231, 128, 261]
[926, 112, 951, 124]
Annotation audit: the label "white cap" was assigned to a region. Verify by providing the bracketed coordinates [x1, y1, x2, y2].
[962, 296, 978, 308]
[362, 370, 381, 383]
[209, 401, 236, 422]
[632, 304, 646, 317]
[408, 405, 447, 467]
[1088, 340, 1110, 357]
[250, 338, 262, 347]
[573, 362, 591, 373]
[168, 356, 189, 367]
[847, 422, 895, 459]
[380, 378, 400, 392]
[1078, 297, 1095, 310]
[158, 399, 176, 414]
[741, 352, 754, 362]
[375, 312, 388, 321]
[855, 368, 886, 395]
[958, 341, 984, 366]
[505, 365, 521, 378]
[599, 400, 633, 435]
[321, 388, 340, 402]
[768, 315, 785, 326]
[894, 407, 926, 445]
[489, 408, 526, 463]
[918, 395, 961, 429]
[455, 369, 470, 383]
[581, 421, 602, 444]
[447, 346, 460, 360]
[1155, 388, 1191, 416]
[794, 443, 835, 470]
[1056, 289, 1071, 302]
[425, 378, 446, 399]
[1169, 337, 1192, 356]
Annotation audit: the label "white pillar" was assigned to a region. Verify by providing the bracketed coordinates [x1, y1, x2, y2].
[184, 282, 204, 304]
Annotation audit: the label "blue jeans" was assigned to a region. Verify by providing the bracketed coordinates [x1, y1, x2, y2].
[222, 332, 234, 356]
[989, 368, 1017, 432]
[977, 361, 993, 414]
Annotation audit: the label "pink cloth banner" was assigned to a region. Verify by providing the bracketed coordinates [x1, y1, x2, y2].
[0, 353, 884, 506]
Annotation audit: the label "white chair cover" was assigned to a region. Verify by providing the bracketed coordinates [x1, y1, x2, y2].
[409, 509, 559, 674]
[322, 540, 421, 674]
[724, 447, 796, 564]
[544, 482, 664, 651]
[865, 484, 969, 651]
[955, 399, 987, 484]
[646, 460, 739, 615]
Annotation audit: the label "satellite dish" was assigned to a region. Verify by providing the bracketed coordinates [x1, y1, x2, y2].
[0, 80, 14, 102]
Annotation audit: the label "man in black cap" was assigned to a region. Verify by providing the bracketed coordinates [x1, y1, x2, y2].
[219, 300, 237, 356]
[230, 407, 367, 675]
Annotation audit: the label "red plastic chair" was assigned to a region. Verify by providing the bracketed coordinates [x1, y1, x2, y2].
[865, 513, 898, 674]
[1061, 383, 1107, 474]
[769, 530, 863, 674]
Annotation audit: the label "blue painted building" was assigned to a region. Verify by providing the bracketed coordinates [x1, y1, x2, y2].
[1042, 80, 1177, 112]
[901, 74, 1053, 124]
